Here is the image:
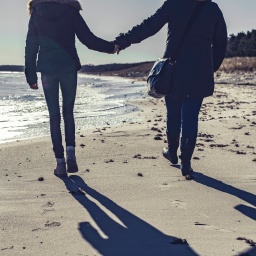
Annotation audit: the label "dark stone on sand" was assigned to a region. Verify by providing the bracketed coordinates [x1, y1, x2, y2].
[154, 136, 162, 141]
[210, 144, 229, 148]
[105, 159, 114, 163]
[193, 157, 200, 160]
[137, 173, 143, 177]
[80, 143, 86, 148]
[236, 151, 247, 155]
[38, 177, 44, 182]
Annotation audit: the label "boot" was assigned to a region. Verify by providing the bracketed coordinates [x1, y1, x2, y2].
[54, 158, 67, 177]
[66, 146, 78, 173]
[162, 133, 180, 164]
[180, 137, 196, 180]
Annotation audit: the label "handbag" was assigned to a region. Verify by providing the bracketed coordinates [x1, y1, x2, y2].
[147, 2, 205, 98]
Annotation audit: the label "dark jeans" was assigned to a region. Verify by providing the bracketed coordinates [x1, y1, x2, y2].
[165, 96, 203, 140]
[41, 72, 77, 158]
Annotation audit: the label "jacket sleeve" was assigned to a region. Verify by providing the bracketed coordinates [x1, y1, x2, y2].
[115, 0, 172, 50]
[25, 14, 39, 85]
[74, 12, 114, 54]
[212, 10, 227, 72]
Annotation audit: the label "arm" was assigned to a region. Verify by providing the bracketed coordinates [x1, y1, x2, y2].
[74, 12, 114, 53]
[25, 14, 39, 86]
[115, 0, 172, 50]
[212, 11, 228, 72]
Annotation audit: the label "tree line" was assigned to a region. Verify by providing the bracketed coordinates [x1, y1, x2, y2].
[226, 29, 256, 57]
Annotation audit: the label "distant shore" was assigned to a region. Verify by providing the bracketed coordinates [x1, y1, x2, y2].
[1, 57, 256, 75]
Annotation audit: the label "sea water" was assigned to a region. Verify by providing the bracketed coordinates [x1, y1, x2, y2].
[0, 72, 146, 143]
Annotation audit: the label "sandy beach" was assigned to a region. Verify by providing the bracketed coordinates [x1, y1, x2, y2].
[0, 76, 255, 256]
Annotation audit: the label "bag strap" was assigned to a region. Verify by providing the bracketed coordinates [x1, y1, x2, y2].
[171, 2, 206, 62]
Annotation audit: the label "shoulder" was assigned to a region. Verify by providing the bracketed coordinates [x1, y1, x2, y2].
[209, 1, 224, 16]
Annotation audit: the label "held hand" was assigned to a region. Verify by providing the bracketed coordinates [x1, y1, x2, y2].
[112, 44, 121, 54]
[30, 83, 38, 90]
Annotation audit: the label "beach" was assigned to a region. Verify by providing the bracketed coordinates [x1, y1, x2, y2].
[0, 74, 256, 256]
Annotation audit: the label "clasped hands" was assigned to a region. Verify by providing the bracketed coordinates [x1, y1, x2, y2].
[113, 44, 121, 54]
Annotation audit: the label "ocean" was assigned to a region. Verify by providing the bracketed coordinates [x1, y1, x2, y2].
[0, 72, 146, 144]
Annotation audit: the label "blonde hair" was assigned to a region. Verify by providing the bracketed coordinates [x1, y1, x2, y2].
[27, 0, 82, 15]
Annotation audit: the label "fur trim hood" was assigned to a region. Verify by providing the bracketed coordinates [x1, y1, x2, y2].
[27, 0, 82, 15]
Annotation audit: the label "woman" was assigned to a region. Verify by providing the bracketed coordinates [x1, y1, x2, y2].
[25, 0, 118, 177]
[115, 0, 227, 179]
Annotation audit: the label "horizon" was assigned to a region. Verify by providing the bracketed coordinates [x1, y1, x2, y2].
[0, 0, 256, 66]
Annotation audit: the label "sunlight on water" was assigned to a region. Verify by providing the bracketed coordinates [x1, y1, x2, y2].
[0, 72, 146, 143]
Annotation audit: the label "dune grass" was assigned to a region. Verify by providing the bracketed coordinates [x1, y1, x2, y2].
[219, 57, 256, 72]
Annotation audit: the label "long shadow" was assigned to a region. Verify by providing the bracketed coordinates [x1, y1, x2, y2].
[193, 172, 256, 208]
[171, 167, 256, 221]
[59, 175, 199, 256]
[240, 247, 256, 256]
[235, 205, 256, 221]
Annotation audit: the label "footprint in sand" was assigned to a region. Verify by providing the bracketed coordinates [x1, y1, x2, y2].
[44, 221, 61, 228]
[41, 201, 55, 215]
[195, 222, 233, 233]
[43, 201, 55, 208]
[171, 200, 187, 209]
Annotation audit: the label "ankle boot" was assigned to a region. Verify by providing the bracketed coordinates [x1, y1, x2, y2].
[162, 133, 180, 164]
[54, 158, 67, 177]
[66, 146, 78, 173]
[180, 137, 196, 179]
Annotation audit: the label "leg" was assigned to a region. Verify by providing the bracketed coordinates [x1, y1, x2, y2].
[59, 72, 77, 148]
[41, 73, 64, 159]
[162, 96, 182, 164]
[180, 98, 203, 179]
[59, 72, 78, 173]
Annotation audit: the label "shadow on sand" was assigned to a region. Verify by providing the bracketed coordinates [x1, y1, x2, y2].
[172, 165, 256, 221]
[59, 175, 198, 256]
[193, 172, 256, 211]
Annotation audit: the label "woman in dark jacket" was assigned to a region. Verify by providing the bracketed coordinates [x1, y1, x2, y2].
[25, 0, 117, 177]
[115, 0, 227, 179]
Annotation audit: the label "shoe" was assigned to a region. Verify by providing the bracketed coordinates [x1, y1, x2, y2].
[67, 159, 78, 173]
[180, 137, 196, 179]
[162, 133, 179, 164]
[66, 146, 78, 173]
[54, 158, 67, 177]
[162, 147, 178, 164]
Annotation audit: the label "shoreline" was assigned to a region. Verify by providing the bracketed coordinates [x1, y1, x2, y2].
[0, 80, 255, 255]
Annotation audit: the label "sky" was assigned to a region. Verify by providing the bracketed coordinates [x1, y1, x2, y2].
[0, 0, 255, 66]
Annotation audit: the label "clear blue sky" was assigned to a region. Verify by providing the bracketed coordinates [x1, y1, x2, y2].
[0, 0, 255, 65]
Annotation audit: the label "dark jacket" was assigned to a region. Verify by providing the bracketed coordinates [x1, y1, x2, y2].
[115, 0, 227, 99]
[25, 2, 114, 85]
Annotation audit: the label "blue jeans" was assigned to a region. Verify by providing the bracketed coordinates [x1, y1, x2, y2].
[41, 72, 77, 158]
[165, 97, 203, 140]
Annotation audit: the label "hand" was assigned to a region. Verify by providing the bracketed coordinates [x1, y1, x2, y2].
[30, 83, 38, 90]
[113, 44, 121, 54]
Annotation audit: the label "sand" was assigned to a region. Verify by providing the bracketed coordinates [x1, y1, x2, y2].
[0, 78, 255, 256]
